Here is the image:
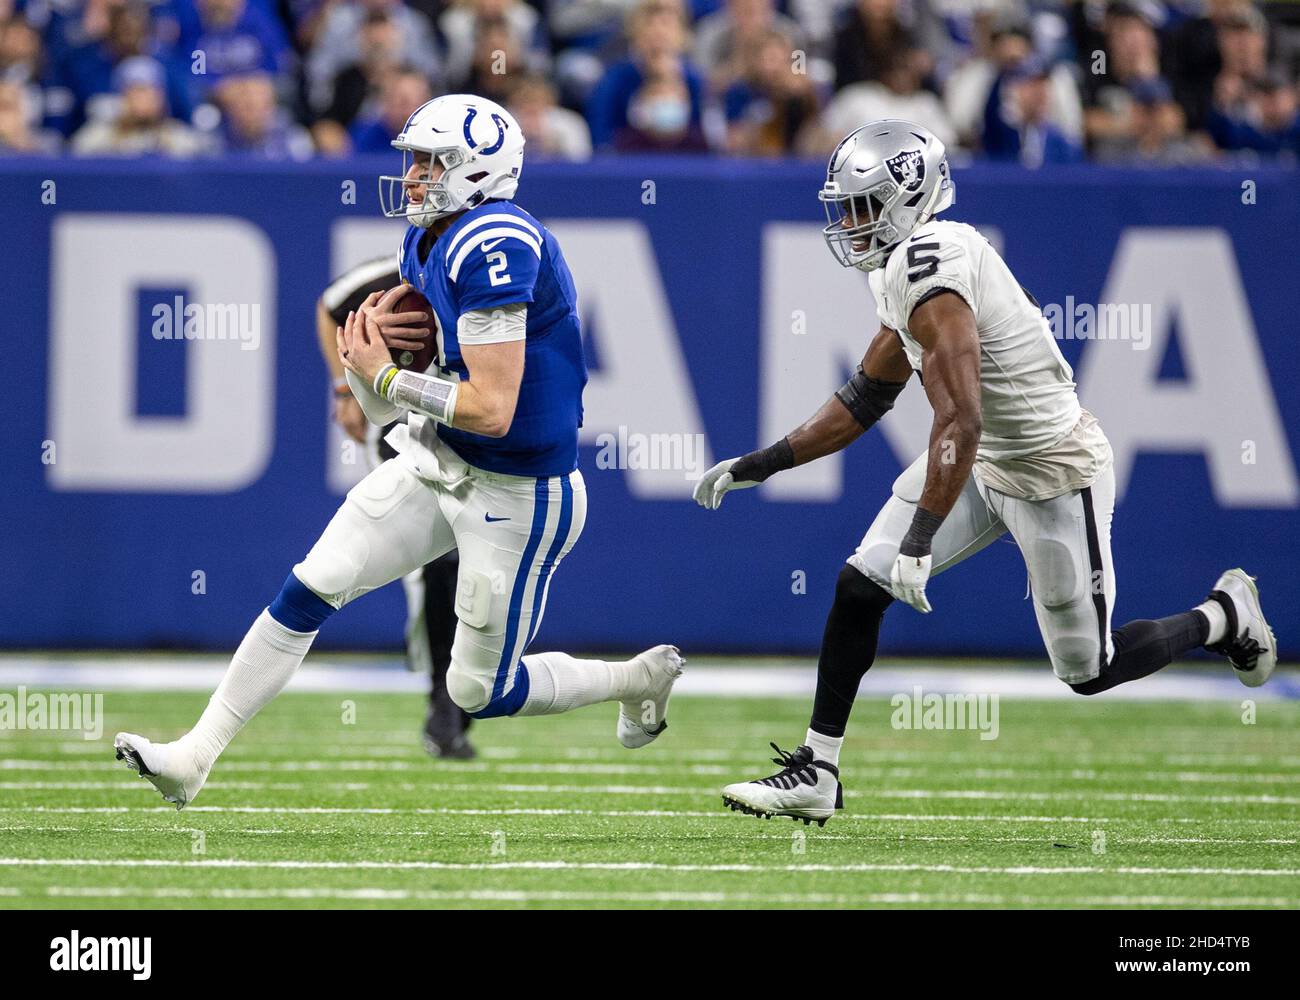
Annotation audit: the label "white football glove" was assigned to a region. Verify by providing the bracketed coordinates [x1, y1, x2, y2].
[693, 458, 759, 510]
[890, 552, 933, 613]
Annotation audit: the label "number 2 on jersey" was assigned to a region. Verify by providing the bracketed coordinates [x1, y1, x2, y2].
[486, 251, 511, 287]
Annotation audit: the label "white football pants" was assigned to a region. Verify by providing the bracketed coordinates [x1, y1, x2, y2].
[294, 445, 586, 716]
[848, 452, 1117, 684]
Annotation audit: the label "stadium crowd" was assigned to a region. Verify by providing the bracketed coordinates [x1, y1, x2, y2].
[0, 0, 1297, 164]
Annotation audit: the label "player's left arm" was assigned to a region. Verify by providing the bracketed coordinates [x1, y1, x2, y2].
[339, 294, 528, 438]
[890, 290, 982, 612]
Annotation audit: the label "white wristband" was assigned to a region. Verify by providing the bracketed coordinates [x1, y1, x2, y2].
[385, 367, 459, 425]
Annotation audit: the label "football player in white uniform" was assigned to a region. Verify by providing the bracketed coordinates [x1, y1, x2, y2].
[113, 95, 684, 810]
[696, 120, 1278, 826]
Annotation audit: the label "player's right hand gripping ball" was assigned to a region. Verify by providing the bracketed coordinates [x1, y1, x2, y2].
[392, 287, 438, 372]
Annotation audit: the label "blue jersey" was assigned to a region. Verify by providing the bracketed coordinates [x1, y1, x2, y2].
[398, 201, 587, 477]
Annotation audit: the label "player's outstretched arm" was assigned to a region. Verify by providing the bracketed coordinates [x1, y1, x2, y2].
[693, 325, 911, 510]
[889, 291, 982, 613]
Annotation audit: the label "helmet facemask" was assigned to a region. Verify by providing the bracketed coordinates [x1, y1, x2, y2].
[379, 145, 475, 228]
[819, 179, 902, 272]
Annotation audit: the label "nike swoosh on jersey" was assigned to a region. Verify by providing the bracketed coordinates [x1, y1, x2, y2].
[480, 238, 507, 251]
[484, 513, 510, 523]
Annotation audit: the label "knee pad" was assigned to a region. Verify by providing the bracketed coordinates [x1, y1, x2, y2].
[294, 520, 370, 608]
[1049, 635, 1101, 685]
[445, 662, 493, 714]
[834, 564, 894, 617]
[1028, 539, 1081, 610]
[454, 567, 495, 630]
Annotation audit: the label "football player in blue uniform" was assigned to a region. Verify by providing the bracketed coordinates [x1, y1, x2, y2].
[114, 95, 684, 809]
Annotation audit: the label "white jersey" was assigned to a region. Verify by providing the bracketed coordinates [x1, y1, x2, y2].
[868, 220, 1111, 498]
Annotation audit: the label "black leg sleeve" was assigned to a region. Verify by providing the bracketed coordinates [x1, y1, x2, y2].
[809, 565, 894, 738]
[1070, 611, 1210, 696]
[424, 553, 469, 727]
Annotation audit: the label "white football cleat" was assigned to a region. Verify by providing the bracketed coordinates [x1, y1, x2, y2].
[1205, 569, 1277, 688]
[114, 732, 210, 810]
[722, 743, 843, 826]
[616, 644, 684, 749]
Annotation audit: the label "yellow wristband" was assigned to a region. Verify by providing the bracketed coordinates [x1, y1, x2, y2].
[376, 364, 399, 400]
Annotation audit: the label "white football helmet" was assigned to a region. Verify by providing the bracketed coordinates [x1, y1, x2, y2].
[819, 120, 955, 272]
[379, 94, 525, 228]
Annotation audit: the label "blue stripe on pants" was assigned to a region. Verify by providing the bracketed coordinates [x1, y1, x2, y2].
[489, 477, 551, 705]
[524, 474, 573, 651]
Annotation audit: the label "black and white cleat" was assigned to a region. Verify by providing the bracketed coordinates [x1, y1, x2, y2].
[1205, 569, 1278, 688]
[721, 743, 843, 827]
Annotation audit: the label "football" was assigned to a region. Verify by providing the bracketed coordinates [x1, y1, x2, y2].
[390, 286, 437, 372]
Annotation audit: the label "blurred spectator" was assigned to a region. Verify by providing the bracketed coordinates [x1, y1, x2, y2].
[440, 0, 549, 88]
[306, 0, 440, 114]
[1213, 3, 1270, 110]
[1166, 0, 1254, 131]
[832, 0, 922, 88]
[348, 64, 432, 152]
[1094, 74, 1212, 164]
[70, 54, 204, 155]
[315, 7, 403, 137]
[180, 0, 292, 102]
[0, 77, 60, 152]
[452, 13, 526, 102]
[51, 1, 192, 135]
[693, 0, 805, 92]
[210, 69, 313, 157]
[946, 13, 1082, 152]
[1080, 1, 1166, 150]
[0, 14, 41, 81]
[723, 26, 819, 156]
[507, 72, 592, 160]
[1210, 69, 1300, 158]
[587, 0, 705, 149]
[0, 14, 54, 129]
[816, 47, 955, 152]
[613, 45, 710, 151]
[983, 56, 1084, 166]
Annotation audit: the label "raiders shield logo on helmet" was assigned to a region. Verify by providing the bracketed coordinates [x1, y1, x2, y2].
[884, 149, 926, 192]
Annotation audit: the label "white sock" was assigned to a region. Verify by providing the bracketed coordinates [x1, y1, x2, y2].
[182, 609, 317, 770]
[1195, 599, 1229, 645]
[516, 652, 636, 717]
[805, 728, 844, 768]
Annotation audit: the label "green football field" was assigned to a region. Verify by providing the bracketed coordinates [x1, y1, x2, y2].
[2, 686, 1298, 909]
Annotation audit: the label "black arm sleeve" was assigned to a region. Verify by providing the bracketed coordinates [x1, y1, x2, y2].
[834, 367, 908, 430]
[321, 257, 403, 325]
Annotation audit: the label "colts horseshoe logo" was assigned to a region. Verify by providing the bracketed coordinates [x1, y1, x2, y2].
[463, 108, 509, 155]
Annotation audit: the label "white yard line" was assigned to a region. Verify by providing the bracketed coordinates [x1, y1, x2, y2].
[7, 759, 1300, 785]
[4, 804, 1300, 825]
[0, 886, 1286, 907]
[3, 824, 1291, 846]
[2, 857, 1298, 876]
[6, 779, 1300, 804]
